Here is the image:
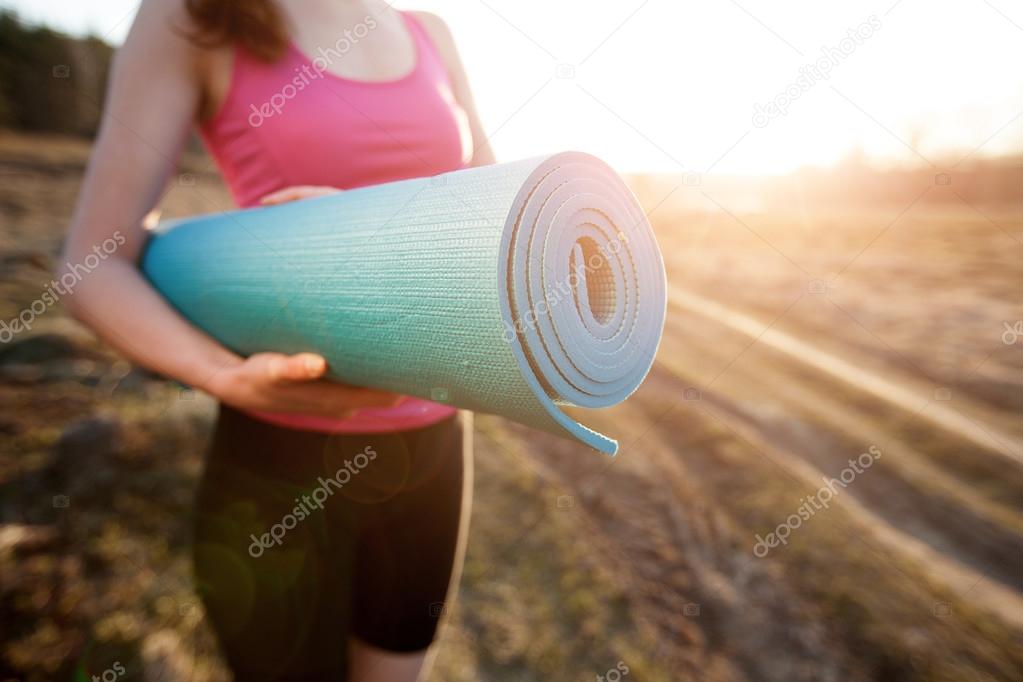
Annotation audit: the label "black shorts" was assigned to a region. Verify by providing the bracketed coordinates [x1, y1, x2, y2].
[192, 405, 472, 681]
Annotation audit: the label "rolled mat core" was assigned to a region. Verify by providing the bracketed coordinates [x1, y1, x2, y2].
[143, 152, 666, 455]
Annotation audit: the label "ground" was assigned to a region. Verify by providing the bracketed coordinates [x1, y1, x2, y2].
[1, 131, 1021, 681]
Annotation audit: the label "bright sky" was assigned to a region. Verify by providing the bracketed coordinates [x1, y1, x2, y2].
[4, 0, 1023, 174]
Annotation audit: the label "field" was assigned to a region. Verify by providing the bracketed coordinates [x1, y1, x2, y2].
[1, 130, 1022, 681]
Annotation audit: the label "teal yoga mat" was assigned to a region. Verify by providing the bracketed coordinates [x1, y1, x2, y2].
[143, 152, 666, 455]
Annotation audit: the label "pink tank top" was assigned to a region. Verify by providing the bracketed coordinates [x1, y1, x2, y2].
[200, 11, 467, 433]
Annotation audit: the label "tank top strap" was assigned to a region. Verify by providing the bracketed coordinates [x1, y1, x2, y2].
[401, 11, 447, 76]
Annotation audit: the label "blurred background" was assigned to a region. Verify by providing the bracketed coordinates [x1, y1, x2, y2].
[1, 0, 1021, 680]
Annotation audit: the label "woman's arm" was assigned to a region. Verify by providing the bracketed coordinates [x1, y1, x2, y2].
[413, 12, 497, 167]
[61, 0, 397, 415]
[61, 0, 229, 389]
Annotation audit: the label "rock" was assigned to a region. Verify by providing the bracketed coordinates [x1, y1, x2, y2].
[108, 366, 163, 396]
[49, 416, 123, 495]
[54, 415, 121, 461]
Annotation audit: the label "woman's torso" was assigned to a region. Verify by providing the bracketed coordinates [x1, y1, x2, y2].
[198, 10, 469, 433]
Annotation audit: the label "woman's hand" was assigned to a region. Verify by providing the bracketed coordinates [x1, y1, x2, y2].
[259, 185, 340, 205]
[234, 186, 397, 417]
[208, 352, 401, 417]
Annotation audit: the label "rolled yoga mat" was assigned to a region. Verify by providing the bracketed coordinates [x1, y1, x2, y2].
[143, 152, 666, 455]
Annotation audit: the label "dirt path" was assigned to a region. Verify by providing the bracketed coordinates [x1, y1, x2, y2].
[668, 286, 1023, 466]
[686, 390, 1023, 630]
[654, 287, 1023, 629]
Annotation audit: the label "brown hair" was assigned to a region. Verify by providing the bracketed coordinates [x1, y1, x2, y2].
[184, 0, 289, 62]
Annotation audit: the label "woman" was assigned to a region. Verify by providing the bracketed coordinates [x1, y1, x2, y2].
[60, 0, 493, 679]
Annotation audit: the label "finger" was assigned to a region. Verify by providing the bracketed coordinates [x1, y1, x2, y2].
[280, 355, 327, 382]
[276, 353, 327, 381]
[142, 209, 162, 230]
[259, 186, 338, 205]
[259, 187, 305, 205]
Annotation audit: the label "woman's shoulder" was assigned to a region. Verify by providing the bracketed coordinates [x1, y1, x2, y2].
[408, 10, 458, 63]
[120, 0, 230, 121]
[118, 0, 208, 71]
[408, 9, 450, 31]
